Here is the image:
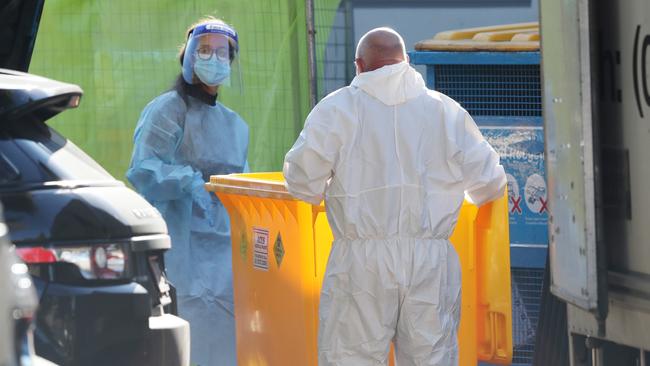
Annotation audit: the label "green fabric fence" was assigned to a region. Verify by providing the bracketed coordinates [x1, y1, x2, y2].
[30, 0, 341, 180]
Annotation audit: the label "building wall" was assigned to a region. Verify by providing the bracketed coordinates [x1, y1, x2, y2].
[353, 0, 539, 51]
[318, 0, 539, 98]
[352, 0, 539, 76]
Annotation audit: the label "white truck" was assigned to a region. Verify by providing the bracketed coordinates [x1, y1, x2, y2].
[540, 0, 650, 364]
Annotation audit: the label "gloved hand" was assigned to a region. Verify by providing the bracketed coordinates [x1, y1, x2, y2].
[190, 174, 215, 227]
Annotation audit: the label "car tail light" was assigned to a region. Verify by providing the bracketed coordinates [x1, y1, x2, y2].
[15, 243, 129, 280]
[68, 94, 81, 108]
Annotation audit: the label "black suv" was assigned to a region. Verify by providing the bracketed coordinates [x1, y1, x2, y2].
[1, 2, 189, 365]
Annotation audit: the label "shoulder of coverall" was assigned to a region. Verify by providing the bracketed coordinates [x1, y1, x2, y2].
[423, 88, 469, 118]
[309, 85, 359, 119]
[424, 88, 478, 162]
[318, 84, 357, 103]
[300, 88, 358, 153]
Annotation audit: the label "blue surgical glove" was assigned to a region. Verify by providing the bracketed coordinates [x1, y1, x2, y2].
[191, 175, 215, 227]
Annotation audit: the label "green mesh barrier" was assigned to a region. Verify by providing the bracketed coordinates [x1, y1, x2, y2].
[29, 0, 339, 179]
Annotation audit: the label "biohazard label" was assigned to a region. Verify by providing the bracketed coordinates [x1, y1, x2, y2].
[274, 233, 285, 268]
[252, 227, 269, 271]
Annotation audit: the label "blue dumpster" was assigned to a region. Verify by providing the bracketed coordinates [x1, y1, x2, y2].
[409, 22, 545, 366]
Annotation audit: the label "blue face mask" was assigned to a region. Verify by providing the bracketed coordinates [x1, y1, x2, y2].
[194, 55, 231, 86]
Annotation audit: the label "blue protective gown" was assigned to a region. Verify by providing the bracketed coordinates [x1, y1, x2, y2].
[127, 88, 248, 366]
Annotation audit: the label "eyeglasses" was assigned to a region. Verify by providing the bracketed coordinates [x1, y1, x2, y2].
[196, 46, 229, 62]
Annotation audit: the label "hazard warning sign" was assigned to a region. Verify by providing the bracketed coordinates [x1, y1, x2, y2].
[482, 125, 548, 246]
[252, 227, 269, 271]
[274, 233, 285, 268]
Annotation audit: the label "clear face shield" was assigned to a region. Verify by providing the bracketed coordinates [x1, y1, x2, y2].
[182, 22, 242, 93]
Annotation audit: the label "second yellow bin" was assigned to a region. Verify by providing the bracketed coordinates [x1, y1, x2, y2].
[206, 172, 512, 366]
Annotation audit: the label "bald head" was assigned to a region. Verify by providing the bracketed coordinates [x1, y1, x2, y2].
[355, 27, 407, 74]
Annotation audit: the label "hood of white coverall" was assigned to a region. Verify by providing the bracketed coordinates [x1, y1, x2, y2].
[351, 61, 427, 105]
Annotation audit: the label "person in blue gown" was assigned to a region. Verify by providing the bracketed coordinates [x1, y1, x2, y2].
[127, 17, 248, 366]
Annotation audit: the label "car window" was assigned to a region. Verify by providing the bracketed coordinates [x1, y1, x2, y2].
[1, 118, 115, 183]
[0, 138, 49, 186]
[30, 126, 114, 181]
[0, 151, 20, 184]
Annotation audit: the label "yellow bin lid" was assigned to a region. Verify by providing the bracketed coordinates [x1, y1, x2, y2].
[415, 22, 539, 52]
[207, 172, 294, 200]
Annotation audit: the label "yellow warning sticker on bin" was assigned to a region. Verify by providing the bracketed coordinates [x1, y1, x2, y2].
[252, 227, 269, 271]
[274, 233, 285, 268]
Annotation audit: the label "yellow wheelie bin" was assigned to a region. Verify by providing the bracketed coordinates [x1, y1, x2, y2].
[206, 172, 512, 365]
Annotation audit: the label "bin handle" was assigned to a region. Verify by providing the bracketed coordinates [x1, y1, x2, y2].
[312, 204, 327, 278]
[484, 311, 508, 362]
[489, 311, 497, 359]
[312, 204, 325, 214]
[477, 311, 498, 360]
[312, 205, 325, 228]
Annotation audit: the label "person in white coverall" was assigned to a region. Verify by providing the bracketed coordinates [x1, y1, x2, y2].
[283, 27, 506, 366]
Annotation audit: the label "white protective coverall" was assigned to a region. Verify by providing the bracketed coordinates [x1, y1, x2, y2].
[283, 61, 506, 366]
